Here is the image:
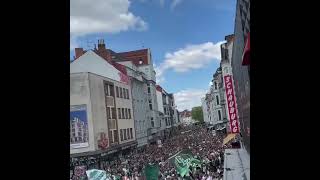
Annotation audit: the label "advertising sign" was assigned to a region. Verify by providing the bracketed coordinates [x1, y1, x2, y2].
[224, 75, 240, 133]
[70, 105, 89, 149]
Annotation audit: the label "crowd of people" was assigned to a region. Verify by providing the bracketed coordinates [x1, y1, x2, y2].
[71, 124, 233, 180]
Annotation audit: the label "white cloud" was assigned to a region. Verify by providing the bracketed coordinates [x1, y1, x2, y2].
[154, 64, 165, 84]
[155, 41, 224, 83]
[70, 0, 148, 36]
[174, 89, 207, 111]
[170, 0, 183, 10]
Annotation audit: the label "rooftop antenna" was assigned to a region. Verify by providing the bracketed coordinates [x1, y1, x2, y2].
[86, 39, 94, 50]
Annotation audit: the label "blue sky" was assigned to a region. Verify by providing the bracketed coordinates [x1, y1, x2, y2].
[70, 0, 236, 111]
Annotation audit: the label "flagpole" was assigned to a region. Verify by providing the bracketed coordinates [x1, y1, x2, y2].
[166, 150, 183, 162]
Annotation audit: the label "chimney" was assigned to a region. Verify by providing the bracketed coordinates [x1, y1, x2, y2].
[75, 48, 84, 59]
[95, 39, 111, 62]
[98, 39, 106, 50]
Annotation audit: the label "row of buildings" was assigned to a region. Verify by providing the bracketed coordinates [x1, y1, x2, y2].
[202, 0, 250, 154]
[201, 35, 235, 133]
[70, 39, 181, 165]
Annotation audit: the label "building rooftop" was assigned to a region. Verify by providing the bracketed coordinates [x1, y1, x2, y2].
[117, 49, 150, 66]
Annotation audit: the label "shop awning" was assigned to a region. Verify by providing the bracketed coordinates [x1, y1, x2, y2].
[242, 32, 250, 66]
[223, 133, 236, 145]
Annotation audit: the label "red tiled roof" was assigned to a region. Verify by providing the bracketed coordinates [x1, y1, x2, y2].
[156, 85, 163, 92]
[117, 49, 149, 66]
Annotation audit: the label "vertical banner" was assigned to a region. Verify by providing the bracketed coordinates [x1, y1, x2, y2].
[224, 75, 240, 133]
[70, 105, 89, 149]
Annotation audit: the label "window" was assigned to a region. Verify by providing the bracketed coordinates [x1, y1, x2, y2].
[147, 84, 151, 94]
[149, 100, 152, 110]
[124, 129, 127, 140]
[224, 67, 228, 74]
[120, 129, 123, 141]
[106, 107, 111, 119]
[118, 108, 121, 119]
[120, 88, 123, 98]
[125, 108, 128, 119]
[126, 89, 130, 99]
[214, 82, 218, 90]
[123, 89, 127, 99]
[109, 130, 114, 143]
[109, 85, 114, 96]
[104, 83, 109, 96]
[218, 110, 222, 121]
[122, 108, 125, 118]
[116, 86, 119, 97]
[111, 107, 116, 119]
[216, 95, 220, 105]
[128, 109, 131, 119]
[113, 129, 118, 142]
[130, 128, 133, 139]
[127, 129, 130, 139]
[151, 118, 154, 127]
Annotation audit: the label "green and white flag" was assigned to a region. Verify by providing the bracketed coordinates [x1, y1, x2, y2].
[86, 169, 107, 180]
[170, 150, 202, 177]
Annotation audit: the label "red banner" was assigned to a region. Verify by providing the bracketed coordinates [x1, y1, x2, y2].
[224, 75, 240, 133]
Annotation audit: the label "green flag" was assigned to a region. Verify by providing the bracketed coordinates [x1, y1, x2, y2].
[170, 150, 202, 177]
[144, 164, 159, 180]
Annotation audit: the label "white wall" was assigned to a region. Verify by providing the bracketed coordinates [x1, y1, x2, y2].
[71, 51, 127, 85]
[132, 79, 149, 147]
[88, 73, 110, 150]
[156, 90, 164, 113]
[70, 73, 96, 155]
[138, 64, 156, 82]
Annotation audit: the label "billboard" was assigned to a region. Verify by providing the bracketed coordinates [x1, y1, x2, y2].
[70, 105, 89, 149]
[224, 75, 240, 133]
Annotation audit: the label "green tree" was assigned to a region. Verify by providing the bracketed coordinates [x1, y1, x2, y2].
[191, 106, 203, 122]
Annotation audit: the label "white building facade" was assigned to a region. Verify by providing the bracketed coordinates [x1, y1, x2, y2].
[70, 51, 136, 157]
[202, 35, 235, 132]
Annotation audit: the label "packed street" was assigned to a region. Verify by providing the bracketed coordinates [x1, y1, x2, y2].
[71, 124, 233, 180]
